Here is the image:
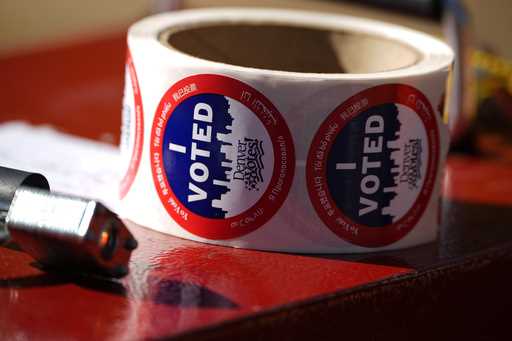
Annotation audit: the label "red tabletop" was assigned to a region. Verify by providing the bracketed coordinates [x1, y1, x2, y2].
[1, 34, 512, 341]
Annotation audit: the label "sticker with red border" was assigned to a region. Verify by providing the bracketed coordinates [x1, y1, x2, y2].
[307, 84, 439, 247]
[151, 74, 295, 240]
[120, 50, 144, 198]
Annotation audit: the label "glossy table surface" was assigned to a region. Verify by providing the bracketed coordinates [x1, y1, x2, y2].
[1, 35, 512, 340]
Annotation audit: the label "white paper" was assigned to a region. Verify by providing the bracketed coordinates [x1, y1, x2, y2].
[0, 121, 120, 211]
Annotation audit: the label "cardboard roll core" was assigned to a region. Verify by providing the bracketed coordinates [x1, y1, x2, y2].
[162, 23, 420, 74]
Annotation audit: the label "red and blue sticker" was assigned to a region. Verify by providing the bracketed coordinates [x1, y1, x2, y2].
[307, 84, 439, 247]
[120, 51, 144, 199]
[151, 74, 294, 240]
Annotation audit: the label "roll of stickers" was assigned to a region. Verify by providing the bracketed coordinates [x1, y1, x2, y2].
[119, 8, 453, 253]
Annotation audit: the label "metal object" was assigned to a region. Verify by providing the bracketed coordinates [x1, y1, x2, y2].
[0, 166, 137, 278]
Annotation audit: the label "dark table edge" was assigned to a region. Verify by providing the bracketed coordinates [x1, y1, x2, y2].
[157, 240, 512, 341]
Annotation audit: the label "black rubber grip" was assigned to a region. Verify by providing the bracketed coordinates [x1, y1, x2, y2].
[0, 166, 49, 212]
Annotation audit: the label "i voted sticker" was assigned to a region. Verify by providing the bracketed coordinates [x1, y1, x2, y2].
[307, 84, 439, 247]
[151, 74, 294, 240]
[120, 51, 144, 198]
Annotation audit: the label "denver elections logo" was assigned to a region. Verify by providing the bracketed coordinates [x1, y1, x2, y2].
[307, 84, 439, 247]
[151, 74, 294, 240]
